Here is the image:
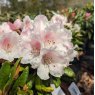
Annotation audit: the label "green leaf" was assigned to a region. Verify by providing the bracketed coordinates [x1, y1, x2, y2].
[17, 90, 28, 95]
[0, 61, 11, 90]
[88, 32, 92, 39]
[36, 85, 54, 93]
[10, 67, 29, 95]
[64, 67, 75, 78]
[35, 76, 54, 92]
[27, 81, 33, 90]
[11, 58, 22, 78]
[17, 89, 33, 95]
[16, 67, 29, 86]
[3, 58, 22, 93]
[27, 90, 33, 95]
[75, 40, 84, 45]
[52, 78, 61, 88]
[37, 92, 43, 95]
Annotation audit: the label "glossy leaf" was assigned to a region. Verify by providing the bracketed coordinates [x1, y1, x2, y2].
[0, 61, 11, 90]
[64, 67, 75, 78]
[35, 76, 54, 92]
[10, 67, 29, 95]
[3, 58, 22, 93]
[52, 78, 61, 88]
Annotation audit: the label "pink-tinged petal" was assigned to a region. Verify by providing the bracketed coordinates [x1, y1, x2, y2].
[8, 22, 17, 31]
[43, 31, 61, 48]
[0, 37, 13, 52]
[44, 32, 56, 41]
[33, 15, 48, 35]
[8, 19, 22, 31]
[44, 32, 56, 43]
[85, 13, 91, 20]
[37, 64, 49, 80]
[42, 50, 64, 64]
[30, 39, 41, 56]
[1, 22, 12, 33]
[0, 32, 19, 52]
[49, 63, 64, 77]
[23, 16, 33, 31]
[14, 19, 22, 29]
[85, 12, 91, 17]
[20, 30, 32, 41]
[0, 32, 20, 61]
[21, 16, 33, 40]
[51, 14, 67, 25]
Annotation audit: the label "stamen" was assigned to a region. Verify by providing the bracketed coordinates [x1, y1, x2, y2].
[43, 54, 53, 64]
[32, 47, 40, 56]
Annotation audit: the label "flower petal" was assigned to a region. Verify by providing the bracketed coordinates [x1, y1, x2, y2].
[42, 49, 64, 64]
[14, 19, 22, 29]
[49, 63, 64, 77]
[1, 22, 12, 33]
[0, 32, 20, 61]
[66, 49, 78, 62]
[33, 15, 48, 35]
[60, 28, 72, 41]
[30, 56, 41, 69]
[51, 14, 67, 26]
[21, 53, 33, 64]
[8, 22, 17, 31]
[22, 16, 33, 32]
[37, 64, 49, 80]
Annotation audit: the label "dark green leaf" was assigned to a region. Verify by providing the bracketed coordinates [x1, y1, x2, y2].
[3, 58, 22, 93]
[0, 61, 11, 90]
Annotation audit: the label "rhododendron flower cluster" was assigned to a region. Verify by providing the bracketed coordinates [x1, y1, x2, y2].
[0, 14, 77, 80]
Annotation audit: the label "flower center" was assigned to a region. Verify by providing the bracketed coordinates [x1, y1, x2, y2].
[44, 32, 58, 47]
[1, 37, 13, 52]
[47, 40, 56, 45]
[43, 54, 53, 64]
[32, 47, 40, 56]
[31, 40, 41, 56]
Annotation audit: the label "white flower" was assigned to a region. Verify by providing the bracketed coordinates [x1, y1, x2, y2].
[0, 32, 20, 61]
[27, 15, 77, 80]
[20, 15, 49, 64]
[31, 49, 65, 80]
[0, 14, 77, 80]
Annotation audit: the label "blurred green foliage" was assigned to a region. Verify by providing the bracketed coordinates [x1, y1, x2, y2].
[67, 3, 94, 51]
